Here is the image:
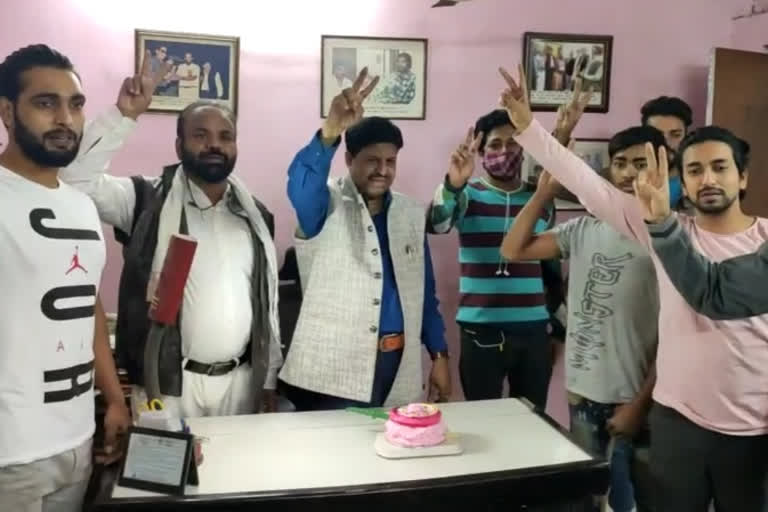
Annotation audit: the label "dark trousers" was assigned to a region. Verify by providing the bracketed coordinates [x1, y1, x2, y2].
[458, 322, 552, 409]
[649, 402, 768, 512]
[282, 349, 402, 411]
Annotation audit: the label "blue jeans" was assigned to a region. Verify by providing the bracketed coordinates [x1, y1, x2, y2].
[569, 395, 637, 512]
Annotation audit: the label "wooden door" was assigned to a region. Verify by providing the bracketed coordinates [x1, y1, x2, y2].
[706, 47, 768, 216]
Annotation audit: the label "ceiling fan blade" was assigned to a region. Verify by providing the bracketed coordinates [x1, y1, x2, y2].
[431, 0, 459, 6]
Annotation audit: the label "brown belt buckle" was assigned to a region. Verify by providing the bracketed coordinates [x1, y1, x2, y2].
[379, 333, 404, 352]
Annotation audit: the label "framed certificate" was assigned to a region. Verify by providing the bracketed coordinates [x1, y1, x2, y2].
[118, 427, 196, 496]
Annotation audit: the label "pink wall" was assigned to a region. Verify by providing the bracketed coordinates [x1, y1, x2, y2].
[0, 0, 732, 310]
[731, 13, 767, 51]
[729, 1, 767, 51]
[1, 0, 735, 418]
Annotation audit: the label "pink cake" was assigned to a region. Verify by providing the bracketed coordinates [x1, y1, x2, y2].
[384, 403, 446, 447]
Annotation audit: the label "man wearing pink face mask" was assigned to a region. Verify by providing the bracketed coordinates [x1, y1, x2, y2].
[428, 98, 587, 405]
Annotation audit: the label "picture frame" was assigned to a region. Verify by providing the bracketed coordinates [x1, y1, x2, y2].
[523, 138, 610, 179]
[321, 35, 428, 120]
[522, 138, 610, 210]
[522, 32, 613, 113]
[572, 138, 611, 174]
[135, 29, 240, 114]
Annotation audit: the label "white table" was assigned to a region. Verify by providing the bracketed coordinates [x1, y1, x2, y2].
[92, 399, 608, 510]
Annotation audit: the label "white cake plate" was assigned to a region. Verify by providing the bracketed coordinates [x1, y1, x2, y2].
[374, 431, 463, 459]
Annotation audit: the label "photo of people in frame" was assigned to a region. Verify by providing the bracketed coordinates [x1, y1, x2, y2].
[523, 32, 613, 113]
[136, 29, 239, 113]
[321, 35, 428, 120]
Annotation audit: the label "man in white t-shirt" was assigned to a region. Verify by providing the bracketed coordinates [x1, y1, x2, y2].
[0, 44, 159, 512]
[176, 52, 200, 102]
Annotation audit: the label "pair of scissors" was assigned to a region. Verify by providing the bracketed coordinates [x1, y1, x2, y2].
[138, 398, 164, 414]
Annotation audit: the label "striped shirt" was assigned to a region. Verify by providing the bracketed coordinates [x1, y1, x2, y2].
[429, 177, 552, 325]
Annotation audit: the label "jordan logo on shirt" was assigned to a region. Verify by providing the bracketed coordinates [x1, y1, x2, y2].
[29, 209, 100, 321]
[65, 246, 88, 275]
[28, 208, 100, 404]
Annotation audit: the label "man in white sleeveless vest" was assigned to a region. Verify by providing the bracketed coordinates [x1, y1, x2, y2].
[280, 68, 451, 410]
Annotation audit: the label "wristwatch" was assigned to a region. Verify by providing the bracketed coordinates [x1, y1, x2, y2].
[430, 350, 449, 361]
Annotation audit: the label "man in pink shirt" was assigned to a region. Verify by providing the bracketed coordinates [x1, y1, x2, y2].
[497, 65, 768, 511]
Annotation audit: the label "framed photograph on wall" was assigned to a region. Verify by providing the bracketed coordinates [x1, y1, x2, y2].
[321, 35, 428, 120]
[522, 138, 610, 210]
[522, 32, 613, 113]
[135, 29, 239, 114]
[572, 138, 611, 174]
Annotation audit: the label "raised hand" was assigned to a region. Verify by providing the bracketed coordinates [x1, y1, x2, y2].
[498, 64, 533, 134]
[633, 143, 671, 222]
[554, 63, 594, 143]
[116, 50, 172, 120]
[322, 67, 380, 141]
[447, 127, 483, 189]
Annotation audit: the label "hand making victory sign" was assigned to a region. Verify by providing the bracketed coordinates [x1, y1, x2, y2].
[447, 127, 483, 189]
[116, 49, 173, 120]
[321, 67, 380, 143]
[633, 142, 672, 223]
[554, 57, 594, 143]
[498, 64, 534, 135]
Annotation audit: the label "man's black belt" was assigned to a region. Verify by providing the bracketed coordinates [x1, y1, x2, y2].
[184, 351, 250, 376]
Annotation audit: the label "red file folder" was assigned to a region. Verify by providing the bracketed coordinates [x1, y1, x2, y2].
[149, 234, 197, 325]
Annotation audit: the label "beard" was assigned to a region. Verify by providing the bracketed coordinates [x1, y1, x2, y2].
[14, 110, 81, 168]
[692, 189, 737, 214]
[180, 146, 236, 184]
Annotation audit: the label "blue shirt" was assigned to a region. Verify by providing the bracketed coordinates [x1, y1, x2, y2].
[287, 131, 447, 354]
